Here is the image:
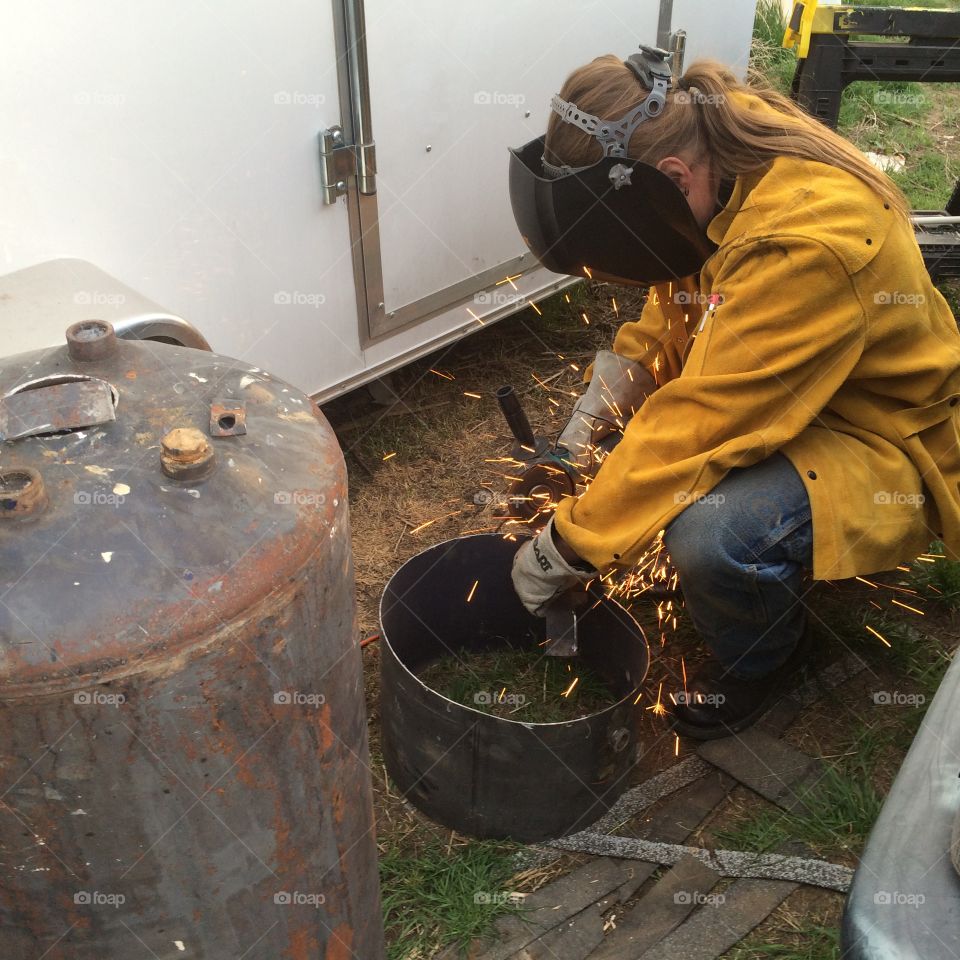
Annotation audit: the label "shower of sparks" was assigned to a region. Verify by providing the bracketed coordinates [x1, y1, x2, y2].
[430, 368, 455, 381]
[866, 624, 891, 647]
[561, 677, 580, 698]
[466, 580, 479, 603]
[891, 598, 924, 615]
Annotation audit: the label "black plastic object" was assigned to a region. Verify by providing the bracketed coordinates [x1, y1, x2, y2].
[508, 135, 716, 285]
[379, 533, 649, 842]
[496, 384, 538, 452]
[841, 649, 960, 957]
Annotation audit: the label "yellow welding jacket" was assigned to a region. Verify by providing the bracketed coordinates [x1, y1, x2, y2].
[554, 150, 960, 581]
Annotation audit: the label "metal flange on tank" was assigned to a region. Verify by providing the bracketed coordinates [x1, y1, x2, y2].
[0, 321, 386, 958]
[379, 533, 649, 843]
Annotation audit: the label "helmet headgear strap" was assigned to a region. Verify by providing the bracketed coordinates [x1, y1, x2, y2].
[543, 44, 674, 178]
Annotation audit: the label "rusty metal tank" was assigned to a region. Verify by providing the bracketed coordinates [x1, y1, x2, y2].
[0, 321, 385, 959]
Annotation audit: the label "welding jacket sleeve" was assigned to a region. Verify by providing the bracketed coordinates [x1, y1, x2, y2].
[553, 236, 865, 571]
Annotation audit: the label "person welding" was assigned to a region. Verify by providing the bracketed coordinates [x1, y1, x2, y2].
[508, 45, 960, 739]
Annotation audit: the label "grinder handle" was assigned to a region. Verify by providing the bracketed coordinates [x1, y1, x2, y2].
[496, 385, 536, 450]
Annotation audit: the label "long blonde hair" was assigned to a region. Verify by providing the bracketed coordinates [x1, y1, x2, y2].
[545, 55, 910, 218]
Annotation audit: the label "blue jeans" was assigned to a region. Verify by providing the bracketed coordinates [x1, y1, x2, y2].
[663, 452, 814, 679]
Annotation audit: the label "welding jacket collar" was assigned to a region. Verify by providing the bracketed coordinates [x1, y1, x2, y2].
[508, 134, 717, 285]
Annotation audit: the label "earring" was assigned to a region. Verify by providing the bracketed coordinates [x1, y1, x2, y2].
[684, 187, 690, 197]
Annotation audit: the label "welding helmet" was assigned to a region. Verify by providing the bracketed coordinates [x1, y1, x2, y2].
[508, 45, 716, 285]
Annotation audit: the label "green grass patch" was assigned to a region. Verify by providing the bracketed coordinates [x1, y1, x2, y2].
[750, 0, 797, 94]
[417, 645, 620, 722]
[380, 834, 521, 960]
[905, 540, 960, 609]
[715, 742, 885, 858]
[728, 923, 840, 960]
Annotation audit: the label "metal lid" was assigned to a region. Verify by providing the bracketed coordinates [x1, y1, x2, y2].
[0, 326, 344, 696]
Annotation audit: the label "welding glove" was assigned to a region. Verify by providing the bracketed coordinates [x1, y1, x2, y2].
[511, 516, 595, 617]
[557, 350, 656, 474]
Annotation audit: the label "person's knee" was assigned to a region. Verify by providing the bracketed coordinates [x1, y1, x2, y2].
[664, 496, 747, 581]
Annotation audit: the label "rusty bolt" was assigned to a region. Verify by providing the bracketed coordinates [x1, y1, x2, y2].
[160, 427, 216, 482]
[66, 320, 118, 362]
[0, 467, 48, 518]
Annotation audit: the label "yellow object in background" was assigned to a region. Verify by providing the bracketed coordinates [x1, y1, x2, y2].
[783, 0, 820, 58]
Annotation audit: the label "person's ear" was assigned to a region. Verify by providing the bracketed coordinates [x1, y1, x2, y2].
[656, 156, 693, 196]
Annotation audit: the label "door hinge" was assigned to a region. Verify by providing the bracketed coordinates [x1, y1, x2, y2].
[319, 124, 377, 205]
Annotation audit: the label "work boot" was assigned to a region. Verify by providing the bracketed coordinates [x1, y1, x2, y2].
[670, 627, 814, 740]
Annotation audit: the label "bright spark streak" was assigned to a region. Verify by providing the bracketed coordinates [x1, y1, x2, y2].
[430, 368, 455, 381]
[561, 677, 580, 698]
[382, 452, 397, 461]
[891, 598, 924, 615]
[866, 624, 891, 647]
[466, 580, 479, 603]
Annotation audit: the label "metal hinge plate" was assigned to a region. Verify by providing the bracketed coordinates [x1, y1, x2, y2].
[319, 125, 376, 205]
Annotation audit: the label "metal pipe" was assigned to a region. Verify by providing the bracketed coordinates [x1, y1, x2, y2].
[657, 0, 674, 50]
[344, 0, 376, 194]
[911, 215, 960, 227]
